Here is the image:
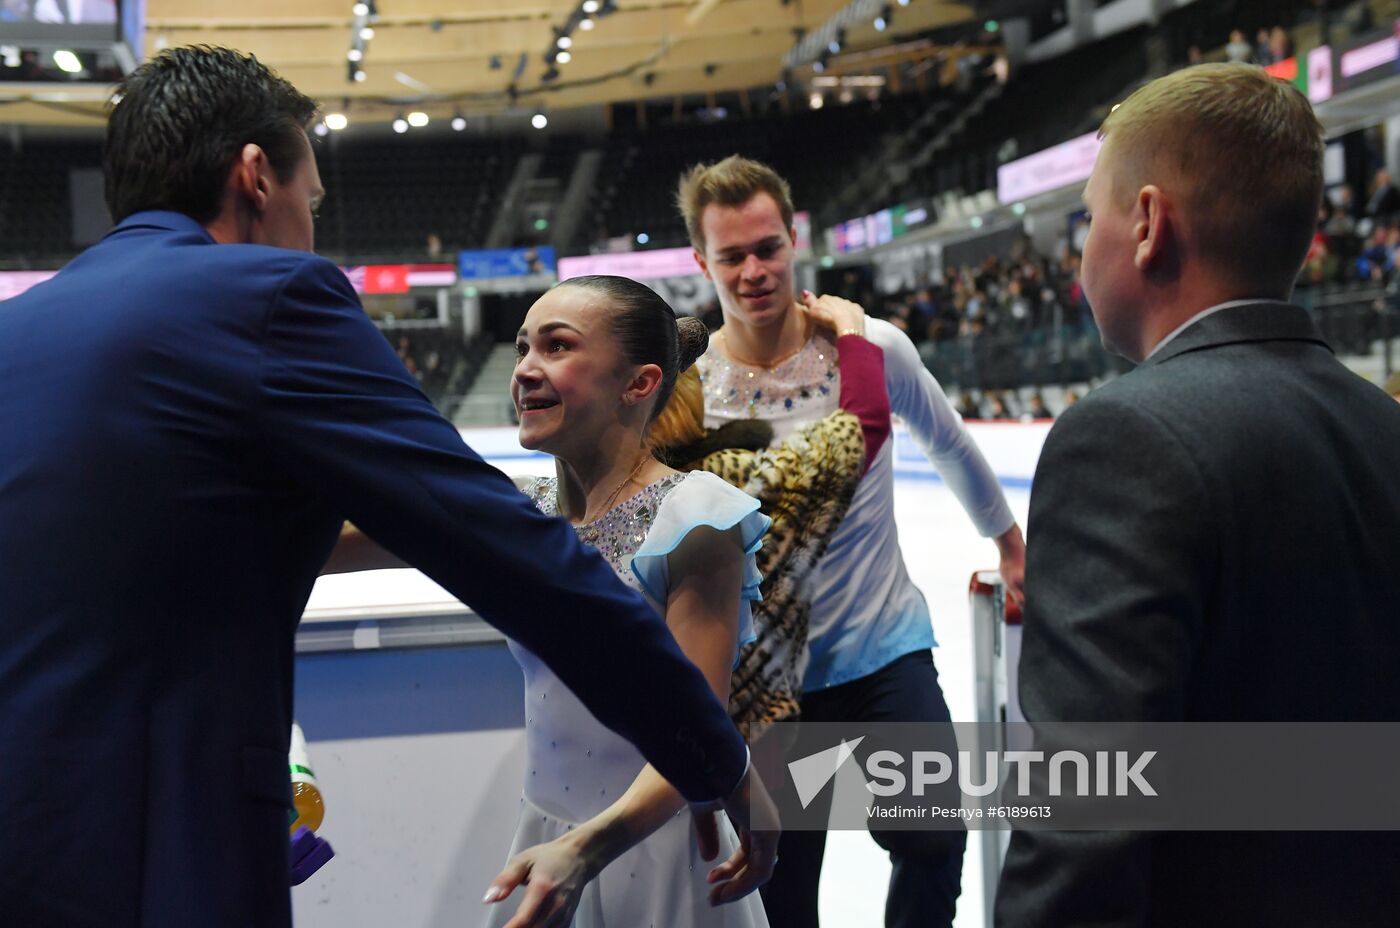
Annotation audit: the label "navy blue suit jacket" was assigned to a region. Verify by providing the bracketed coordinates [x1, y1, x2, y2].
[0, 212, 746, 927]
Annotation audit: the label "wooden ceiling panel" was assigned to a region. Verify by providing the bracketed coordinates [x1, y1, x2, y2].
[5, 0, 972, 125]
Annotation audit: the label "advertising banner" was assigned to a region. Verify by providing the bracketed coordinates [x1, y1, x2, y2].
[557, 247, 701, 282]
[457, 247, 556, 280]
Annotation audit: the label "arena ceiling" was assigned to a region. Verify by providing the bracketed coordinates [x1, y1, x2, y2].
[1, 0, 975, 127]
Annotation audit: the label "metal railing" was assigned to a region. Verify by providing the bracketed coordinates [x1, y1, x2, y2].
[919, 284, 1399, 392]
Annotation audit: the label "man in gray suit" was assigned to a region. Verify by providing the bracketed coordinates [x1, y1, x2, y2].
[995, 63, 1400, 926]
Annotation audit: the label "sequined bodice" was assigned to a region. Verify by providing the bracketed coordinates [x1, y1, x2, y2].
[696, 331, 841, 433]
[511, 473, 687, 822]
[526, 474, 686, 589]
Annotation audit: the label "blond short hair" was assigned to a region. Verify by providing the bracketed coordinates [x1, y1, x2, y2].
[646, 365, 706, 451]
[1098, 63, 1324, 292]
[677, 155, 795, 252]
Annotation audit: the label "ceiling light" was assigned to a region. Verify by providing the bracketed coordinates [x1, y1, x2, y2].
[579, 18, 594, 30]
[452, 115, 467, 131]
[557, 36, 573, 49]
[407, 111, 429, 127]
[325, 112, 349, 130]
[392, 115, 409, 133]
[353, 69, 367, 82]
[556, 50, 572, 64]
[636, 232, 649, 244]
[352, 2, 369, 15]
[874, 15, 886, 30]
[531, 112, 548, 129]
[313, 122, 330, 137]
[348, 48, 362, 62]
[582, 0, 599, 12]
[53, 50, 82, 73]
[360, 27, 375, 40]
[809, 93, 824, 109]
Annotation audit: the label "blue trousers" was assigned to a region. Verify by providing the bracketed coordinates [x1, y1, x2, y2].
[758, 650, 966, 928]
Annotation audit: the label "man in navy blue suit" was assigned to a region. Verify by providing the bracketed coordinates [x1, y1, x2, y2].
[0, 46, 773, 927]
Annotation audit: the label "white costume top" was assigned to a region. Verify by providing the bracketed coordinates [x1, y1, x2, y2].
[698, 317, 1014, 690]
[486, 470, 770, 928]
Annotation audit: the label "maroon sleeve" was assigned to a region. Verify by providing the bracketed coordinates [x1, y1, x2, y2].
[836, 334, 891, 474]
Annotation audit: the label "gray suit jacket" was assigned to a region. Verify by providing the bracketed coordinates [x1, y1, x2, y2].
[995, 302, 1400, 926]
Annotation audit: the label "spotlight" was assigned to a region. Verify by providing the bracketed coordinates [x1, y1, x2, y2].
[313, 122, 330, 137]
[407, 111, 429, 127]
[829, 39, 841, 54]
[451, 113, 467, 131]
[809, 93, 824, 109]
[813, 60, 825, 73]
[897, 0, 908, 6]
[557, 51, 572, 64]
[579, 17, 594, 30]
[354, 69, 367, 82]
[352, 2, 368, 15]
[874, 16, 886, 30]
[53, 49, 82, 73]
[392, 114, 409, 133]
[360, 26, 375, 40]
[325, 112, 349, 130]
[636, 232, 650, 245]
[557, 36, 573, 49]
[531, 112, 548, 129]
[348, 48, 363, 62]
[582, 0, 599, 12]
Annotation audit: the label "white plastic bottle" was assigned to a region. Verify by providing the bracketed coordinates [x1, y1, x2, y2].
[288, 721, 325, 834]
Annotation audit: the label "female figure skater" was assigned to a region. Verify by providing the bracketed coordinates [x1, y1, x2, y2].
[486, 276, 887, 928]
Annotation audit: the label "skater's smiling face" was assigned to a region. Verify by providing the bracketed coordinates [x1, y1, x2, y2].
[512, 286, 663, 457]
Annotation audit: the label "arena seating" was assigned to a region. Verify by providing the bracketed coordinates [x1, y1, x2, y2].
[312, 135, 523, 259]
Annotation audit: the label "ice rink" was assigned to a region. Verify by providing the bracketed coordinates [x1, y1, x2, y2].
[294, 422, 1044, 928]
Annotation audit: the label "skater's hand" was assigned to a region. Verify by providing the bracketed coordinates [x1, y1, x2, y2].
[693, 761, 781, 905]
[482, 833, 600, 928]
[799, 289, 866, 339]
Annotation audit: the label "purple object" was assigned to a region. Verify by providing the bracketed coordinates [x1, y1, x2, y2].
[289, 826, 335, 885]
